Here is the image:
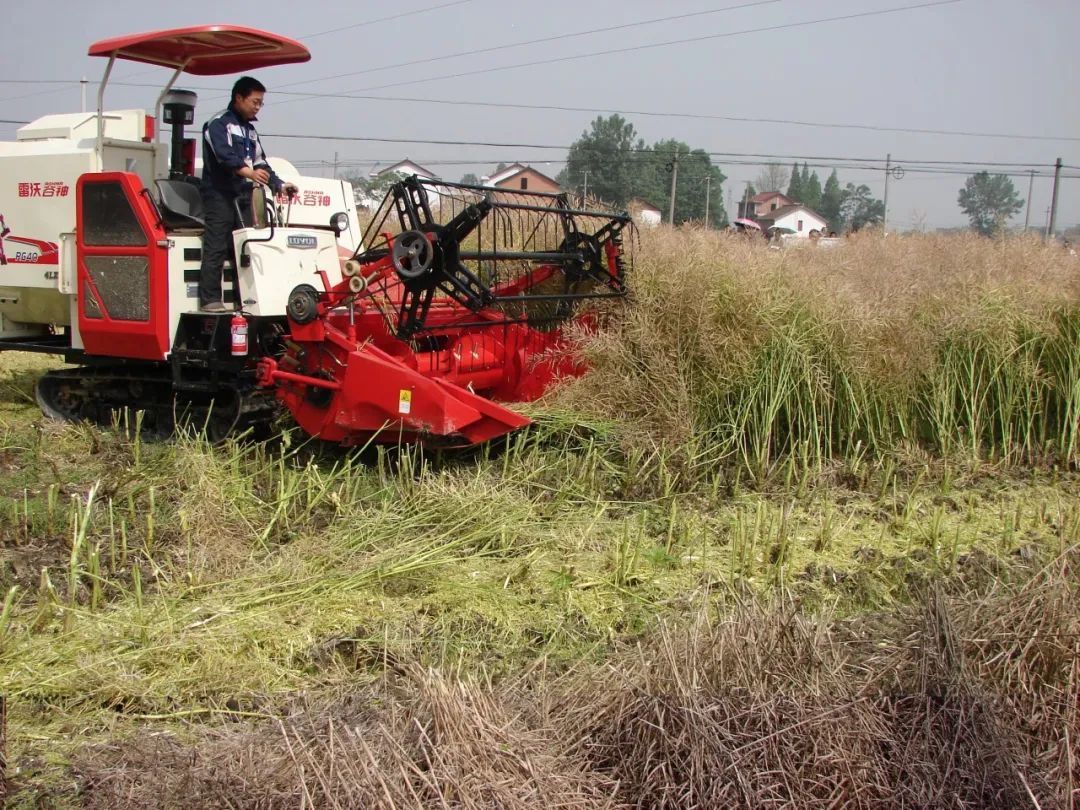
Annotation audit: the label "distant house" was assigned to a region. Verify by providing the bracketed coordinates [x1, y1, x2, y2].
[738, 191, 794, 220]
[756, 204, 828, 237]
[481, 163, 561, 194]
[370, 158, 438, 180]
[628, 197, 663, 227]
[355, 159, 441, 209]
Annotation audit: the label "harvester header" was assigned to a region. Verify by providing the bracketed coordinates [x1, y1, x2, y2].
[260, 177, 632, 446]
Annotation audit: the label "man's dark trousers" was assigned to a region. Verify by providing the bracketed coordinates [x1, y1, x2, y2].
[198, 188, 251, 307]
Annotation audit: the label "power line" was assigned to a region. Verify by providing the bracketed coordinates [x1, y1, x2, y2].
[0, 108, 1070, 177]
[316, 160, 1074, 179]
[307, 0, 965, 98]
[0, 67, 165, 104]
[4, 2, 1076, 146]
[64, 76, 1077, 144]
[264, 131, 1069, 171]
[298, 0, 479, 40]
[277, 145, 1080, 180]
[278, 0, 782, 88]
[283, 91, 1080, 144]
[268, 89, 1080, 144]
[0, 82, 100, 105]
[296, 155, 1080, 183]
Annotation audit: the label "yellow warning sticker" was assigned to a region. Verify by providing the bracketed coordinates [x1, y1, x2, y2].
[398, 389, 412, 415]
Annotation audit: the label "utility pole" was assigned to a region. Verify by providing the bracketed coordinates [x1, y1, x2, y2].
[583, 170, 589, 201]
[1047, 157, 1062, 239]
[667, 149, 679, 224]
[332, 151, 339, 179]
[80, 77, 88, 113]
[704, 174, 711, 228]
[742, 181, 751, 220]
[882, 153, 891, 233]
[1024, 169, 1034, 231]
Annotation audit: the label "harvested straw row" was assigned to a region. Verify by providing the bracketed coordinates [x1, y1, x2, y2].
[69, 549, 1078, 809]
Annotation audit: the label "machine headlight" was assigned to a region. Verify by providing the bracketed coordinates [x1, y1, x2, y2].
[330, 212, 349, 235]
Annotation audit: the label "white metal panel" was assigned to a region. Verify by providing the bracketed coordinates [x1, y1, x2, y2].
[235, 227, 342, 317]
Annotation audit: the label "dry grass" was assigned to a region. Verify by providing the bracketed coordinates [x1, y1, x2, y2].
[562, 229, 1080, 482]
[561, 551, 1079, 808]
[75, 667, 619, 810]
[70, 549, 1078, 809]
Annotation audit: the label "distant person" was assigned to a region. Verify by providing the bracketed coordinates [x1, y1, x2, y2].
[198, 76, 298, 312]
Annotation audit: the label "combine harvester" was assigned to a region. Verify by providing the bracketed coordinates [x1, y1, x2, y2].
[0, 26, 631, 447]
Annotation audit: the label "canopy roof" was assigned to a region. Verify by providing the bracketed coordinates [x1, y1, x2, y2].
[88, 25, 310, 76]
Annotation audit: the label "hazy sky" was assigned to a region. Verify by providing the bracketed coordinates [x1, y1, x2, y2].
[3, 0, 1077, 229]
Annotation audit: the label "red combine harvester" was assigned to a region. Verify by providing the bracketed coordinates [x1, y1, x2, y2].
[0, 26, 631, 447]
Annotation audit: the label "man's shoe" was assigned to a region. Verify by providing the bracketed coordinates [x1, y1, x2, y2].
[199, 301, 229, 313]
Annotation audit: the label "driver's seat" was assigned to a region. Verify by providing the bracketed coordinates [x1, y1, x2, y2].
[155, 179, 205, 230]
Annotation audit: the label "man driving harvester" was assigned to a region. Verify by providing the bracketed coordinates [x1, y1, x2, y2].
[198, 75, 297, 312]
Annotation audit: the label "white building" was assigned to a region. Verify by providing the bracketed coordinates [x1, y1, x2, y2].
[628, 197, 662, 227]
[370, 159, 438, 180]
[353, 159, 440, 209]
[757, 204, 828, 237]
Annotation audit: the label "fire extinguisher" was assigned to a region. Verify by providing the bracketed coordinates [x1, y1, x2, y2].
[230, 313, 249, 357]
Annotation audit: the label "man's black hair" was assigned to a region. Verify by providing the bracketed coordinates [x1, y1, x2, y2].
[231, 76, 266, 103]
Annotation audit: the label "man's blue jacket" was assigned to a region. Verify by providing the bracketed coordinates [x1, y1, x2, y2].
[201, 105, 284, 198]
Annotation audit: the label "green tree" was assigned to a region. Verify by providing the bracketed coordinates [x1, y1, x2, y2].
[560, 114, 642, 206]
[957, 172, 1024, 236]
[840, 183, 885, 231]
[633, 140, 726, 225]
[786, 161, 803, 202]
[802, 165, 822, 211]
[819, 170, 843, 231]
[460, 172, 479, 185]
[344, 172, 398, 203]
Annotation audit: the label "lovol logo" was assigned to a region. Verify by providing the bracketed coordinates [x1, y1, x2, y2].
[287, 234, 318, 250]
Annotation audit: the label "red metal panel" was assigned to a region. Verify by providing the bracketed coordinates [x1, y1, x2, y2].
[76, 172, 170, 361]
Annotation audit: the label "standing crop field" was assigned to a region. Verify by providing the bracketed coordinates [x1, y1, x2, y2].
[1, 230, 1077, 809]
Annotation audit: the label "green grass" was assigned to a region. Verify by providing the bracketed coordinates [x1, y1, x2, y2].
[3, 367, 1077, 779]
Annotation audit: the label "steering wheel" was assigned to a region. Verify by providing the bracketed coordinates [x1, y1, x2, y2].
[391, 230, 434, 279]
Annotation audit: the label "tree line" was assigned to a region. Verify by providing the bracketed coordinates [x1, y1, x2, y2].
[553, 115, 727, 226]
[346, 113, 1033, 237]
[549, 115, 893, 232]
[747, 162, 884, 233]
[550, 115, 1031, 236]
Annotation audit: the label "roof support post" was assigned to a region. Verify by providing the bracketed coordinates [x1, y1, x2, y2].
[95, 54, 115, 165]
